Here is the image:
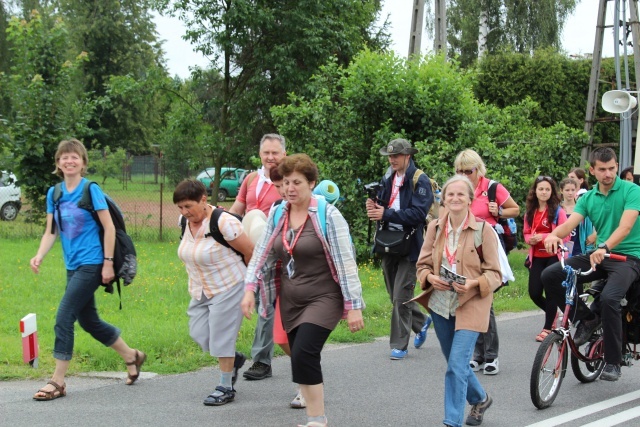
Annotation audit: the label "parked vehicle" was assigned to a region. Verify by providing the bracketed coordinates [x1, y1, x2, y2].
[196, 167, 247, 202]
[0, 171, 22, 221]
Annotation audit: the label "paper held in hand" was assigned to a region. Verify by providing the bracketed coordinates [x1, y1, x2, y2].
[439, 265, 466, 288]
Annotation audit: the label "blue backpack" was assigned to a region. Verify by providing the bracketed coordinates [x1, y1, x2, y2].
[273, 196, 328, 237]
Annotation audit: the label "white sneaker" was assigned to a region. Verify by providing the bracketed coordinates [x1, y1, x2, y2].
[469, 360, 484, 372]
[483, 358, 499, 375]
[290, 390, 306, 408]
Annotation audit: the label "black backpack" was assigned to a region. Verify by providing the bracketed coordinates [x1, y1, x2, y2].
[487, 180, 517, 254]
[52, 181, 137, 308]
[179, 208, 244, 259]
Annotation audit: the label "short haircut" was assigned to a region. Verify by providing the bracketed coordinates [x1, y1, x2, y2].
[173, 179, 207, 204]
[278, 153, 318, 183]
[441, 174, 475, 202]
[453, 149, 487, 177]
[269, 164, 283, 182]
[589, 147, 617, 166]
[260, 133, 286, 152]
[53, 138, 89, 177]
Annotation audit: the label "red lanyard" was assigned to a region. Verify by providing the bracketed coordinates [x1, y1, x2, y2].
[444, 214, 469, 267]
[282, 210, 308, 256]
[531, 207, 548, 235]
[388, 174, 403, 207]
[256, 182, 273, 211]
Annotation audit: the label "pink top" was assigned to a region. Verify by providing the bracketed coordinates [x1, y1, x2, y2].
[236, 170, 282, 216]
[471, 176, 511, 226]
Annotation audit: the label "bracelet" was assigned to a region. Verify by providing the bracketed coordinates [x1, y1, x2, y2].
[104, 257, 114, 261]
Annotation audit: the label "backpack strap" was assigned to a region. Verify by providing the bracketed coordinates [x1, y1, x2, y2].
[487, 180, 498, 203]
[205, 208, 244, 257]
[245, 171, 259, 190]
[435, 220, 485, 262]
[179, 215, 187, 239]
[273, 198, 328, 239]
[411, 169, 425, 193]
[51, 183, 63, 234]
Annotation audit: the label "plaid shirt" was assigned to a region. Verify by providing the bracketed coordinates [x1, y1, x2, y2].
[245, 196, 365, 317]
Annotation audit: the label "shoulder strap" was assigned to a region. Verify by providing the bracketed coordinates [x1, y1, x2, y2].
[273, 202, 286, 228]
[487, 180, 498, 203]
[317, 196, 327, 238]
[554, 206, 560, 224]
[51, 183, 63, 234]
[179, 215, 187, 239]
[411, 169, 425, 192]
[206, 208, 244, 257]
[245, 171, 259, 189]
[435, 220, 485, 261]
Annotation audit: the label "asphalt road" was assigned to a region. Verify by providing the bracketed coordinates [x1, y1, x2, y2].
[2, 311, 640, 427]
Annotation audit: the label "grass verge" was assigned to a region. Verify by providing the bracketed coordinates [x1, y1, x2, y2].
[0, 240, 536, 380]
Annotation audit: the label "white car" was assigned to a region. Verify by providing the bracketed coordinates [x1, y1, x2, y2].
[0, 171, 22, 221]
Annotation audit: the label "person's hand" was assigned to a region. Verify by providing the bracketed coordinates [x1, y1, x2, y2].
[365, 198, 376, 210]
[589, 248, 607, 270]
[240, 291, 255, 319]
[529, 233, 542, 245]
[102, 262, 115, 284]
[488, 201, 499, 217]
[347, 309, 364, 333]
[544, 235, 562, 254]
[452, 279, 478, 295]
[30, 255, 43, 274]
[586, 233, 597, 246]
[428, 273, 454, 292]
[366, 203, 384, 221]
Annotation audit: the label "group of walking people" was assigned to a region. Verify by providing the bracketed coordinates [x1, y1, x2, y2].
[28, 133, 640, 427]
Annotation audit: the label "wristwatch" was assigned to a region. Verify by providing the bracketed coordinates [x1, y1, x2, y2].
[597, 243, 610, 253]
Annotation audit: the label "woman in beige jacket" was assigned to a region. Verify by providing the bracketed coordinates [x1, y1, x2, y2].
[415, 175, 502, 427]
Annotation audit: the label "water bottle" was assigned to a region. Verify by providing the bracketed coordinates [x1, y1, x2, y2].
[434, 189, 441, 205]
[507, 217, 517, 234]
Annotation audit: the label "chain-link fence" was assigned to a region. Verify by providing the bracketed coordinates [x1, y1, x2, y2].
[0, 155, 231, 241]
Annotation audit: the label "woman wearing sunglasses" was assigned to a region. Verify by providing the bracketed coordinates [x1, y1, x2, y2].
[453, 149, 519, 376]
[523, 176, 568, 342]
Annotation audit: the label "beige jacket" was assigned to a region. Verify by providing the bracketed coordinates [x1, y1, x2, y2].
[415, 212, 502, 332]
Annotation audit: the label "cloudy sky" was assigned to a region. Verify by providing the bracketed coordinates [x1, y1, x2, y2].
[155, 0, 613, 78]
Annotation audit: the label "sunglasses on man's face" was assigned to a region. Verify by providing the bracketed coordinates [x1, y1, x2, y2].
[456, 168, 476, 176]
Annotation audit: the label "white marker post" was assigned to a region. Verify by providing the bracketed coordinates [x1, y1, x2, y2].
[20, 313, 39, 368]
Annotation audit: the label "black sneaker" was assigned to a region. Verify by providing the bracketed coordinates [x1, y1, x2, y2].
[231, 352, 246, 386]
[600, 363, 621, 381]
[242, 361, 272, 380]
[573, 315, 601, 346]
[465, 394, 493, 426]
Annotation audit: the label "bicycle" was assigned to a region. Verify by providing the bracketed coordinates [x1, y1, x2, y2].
[529, 247, 630, 409]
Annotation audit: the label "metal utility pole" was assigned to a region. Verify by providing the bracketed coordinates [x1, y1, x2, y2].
[408, 0, 426, 56]
[583, 0, 640, 171]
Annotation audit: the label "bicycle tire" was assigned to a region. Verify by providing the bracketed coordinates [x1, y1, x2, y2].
[530, 331, 568, 409]
[571, 329, 605, 383]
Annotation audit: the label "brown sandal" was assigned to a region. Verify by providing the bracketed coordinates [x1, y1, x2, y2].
[33, 380, 66, 401]
[125, 350, 147, 385]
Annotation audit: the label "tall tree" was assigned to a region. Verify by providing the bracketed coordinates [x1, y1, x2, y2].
[163, 0, 388, 202]
[447, 0, 578, 67]
[58, 0, 165, 152]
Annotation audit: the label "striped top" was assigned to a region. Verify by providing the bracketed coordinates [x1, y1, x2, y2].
[178, 208, 247, 299]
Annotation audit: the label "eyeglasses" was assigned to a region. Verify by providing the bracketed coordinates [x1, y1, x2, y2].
[536, 176, 552, 182]
[456, 168, 476, 176]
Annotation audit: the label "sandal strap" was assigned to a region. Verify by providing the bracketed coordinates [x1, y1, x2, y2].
[46, 380, 65, 393]
[125, 350, 140, 366]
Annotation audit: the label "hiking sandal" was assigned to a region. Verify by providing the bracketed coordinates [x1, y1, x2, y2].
[125, 350, 147, 385]
[33, 380, 66, 401]
[203, 386, 236, 406]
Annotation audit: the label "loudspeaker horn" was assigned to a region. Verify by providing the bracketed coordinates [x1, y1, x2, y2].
[602, 90, 638, 114]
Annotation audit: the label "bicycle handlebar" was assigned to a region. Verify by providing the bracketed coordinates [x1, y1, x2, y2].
[558, 245, 627, 275]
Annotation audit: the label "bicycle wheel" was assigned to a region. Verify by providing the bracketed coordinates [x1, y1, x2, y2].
[530, 331, 568, 409]
[571, 328, 605, 383]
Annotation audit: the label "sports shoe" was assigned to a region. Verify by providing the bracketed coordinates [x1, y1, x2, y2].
[290, 390, 306, 408]
[390, 348, 408, 360]
[242, 361, 272, 380]
[465, 393, 493, 426]
[573, 315, 601, 346]
[600, 363, 621, 381]
[231, 352, 246, 385]
[483, 358, 499, 375]
[469, 360, 484, 372]
[414, 316, 432, 349]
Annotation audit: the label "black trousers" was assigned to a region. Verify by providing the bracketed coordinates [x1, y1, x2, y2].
[288, 323, 332, 385]
[541, 254, 640, 365]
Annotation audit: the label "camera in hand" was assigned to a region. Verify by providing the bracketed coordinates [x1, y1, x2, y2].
[364, 182, 382, 200]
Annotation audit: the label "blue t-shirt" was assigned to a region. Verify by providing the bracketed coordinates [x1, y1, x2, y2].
[46, 178, 108, 270]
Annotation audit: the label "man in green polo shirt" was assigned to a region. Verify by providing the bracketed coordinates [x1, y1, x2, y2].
[542, 147, 640, 381]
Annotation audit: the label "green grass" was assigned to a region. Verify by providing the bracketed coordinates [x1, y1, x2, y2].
[0, 239, 536, 381]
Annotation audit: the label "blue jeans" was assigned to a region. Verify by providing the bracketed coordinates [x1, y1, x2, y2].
[432, 312, 487, 427]
[53, 265, 120, 360]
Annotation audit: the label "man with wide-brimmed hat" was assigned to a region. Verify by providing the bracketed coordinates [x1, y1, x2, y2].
[366, 138, 434, 360]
